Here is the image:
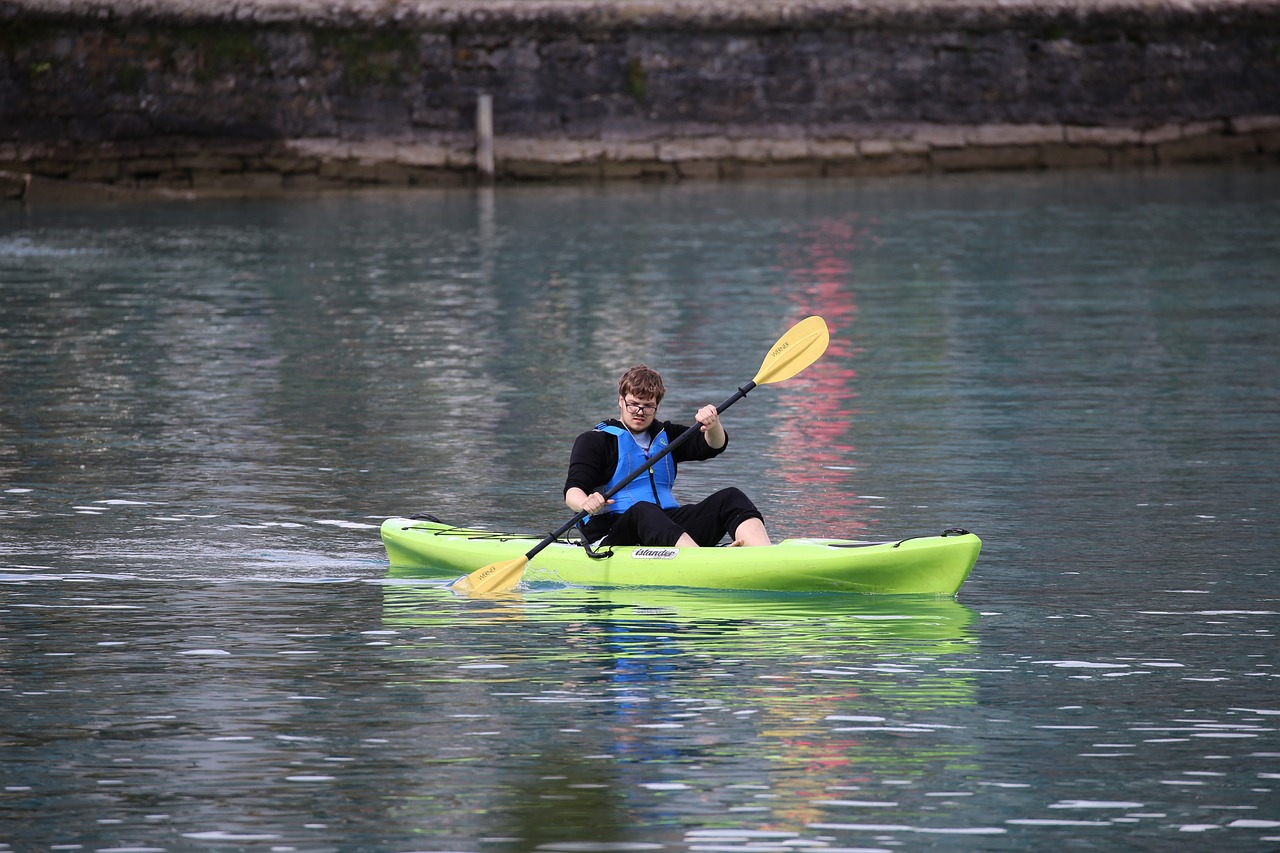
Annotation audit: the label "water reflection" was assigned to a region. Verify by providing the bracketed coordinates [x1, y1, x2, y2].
[2, 564, 1276, 849]
[380, 582, 980, 844]
[769, 215, 870, 536]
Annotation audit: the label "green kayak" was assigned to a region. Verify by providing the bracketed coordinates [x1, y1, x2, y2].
[380, 516, 980, 595]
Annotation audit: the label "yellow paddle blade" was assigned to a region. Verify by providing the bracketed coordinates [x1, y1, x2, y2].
[753, 315, 830, 386]
[450, 556, 529, 595]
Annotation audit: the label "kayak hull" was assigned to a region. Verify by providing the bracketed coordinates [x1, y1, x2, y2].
[380, 517, 980, 595]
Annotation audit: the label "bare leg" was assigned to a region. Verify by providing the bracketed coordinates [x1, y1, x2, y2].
[675, 533, 699, 548]
[731, 517, 772, 547]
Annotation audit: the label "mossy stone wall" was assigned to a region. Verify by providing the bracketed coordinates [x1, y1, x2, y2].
[2, 0, 1278, 196]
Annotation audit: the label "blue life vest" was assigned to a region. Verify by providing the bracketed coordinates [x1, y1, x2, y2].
[596, 422, 680, 514]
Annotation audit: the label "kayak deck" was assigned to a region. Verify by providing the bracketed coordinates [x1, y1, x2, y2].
[380, 516, 980, 595]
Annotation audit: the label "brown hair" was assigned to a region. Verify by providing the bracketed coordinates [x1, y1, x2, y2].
[617, 364, 665, 404]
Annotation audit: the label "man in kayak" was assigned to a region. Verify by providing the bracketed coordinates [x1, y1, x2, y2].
[564, 364, 773, 548]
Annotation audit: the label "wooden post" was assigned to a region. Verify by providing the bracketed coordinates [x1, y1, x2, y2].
[476, 93, 494, 181]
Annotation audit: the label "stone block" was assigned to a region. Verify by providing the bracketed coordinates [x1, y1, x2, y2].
[289, 138, 350, 160]
[970, 124, 1064, 146]
[95, 140, 144, 159]
[262, 155, 319, 174]
[858, 139, 896, 157]
[188, 170, 228, 189]
[498, 138, 597, 165]
[730, 139, 772, 162]
[229, 172, 286, 191]
[124, 157, 176, 176]
[172, 153, 243, 172]
[1040, 144, 1110, 168]
[1230, 115, 1280, 134]
[499, 159, 563, 180]
[1065, 125, 1143, 146]
[736, 160, 822, 179]
[764, 138, 811, 161]
[319, 159, 381, 181]
[603, 141, 659, 161]
[911, 125, 969, 149]
[68, 159, 122, 182]
[1251, 128, 1280, 153]
[21, 156, 71, 178]
[675, 159, 721, 179]
[409, 169, 470, 188]
[1, 171, 29, 199]
[1180, 120, 1228, 139]
[348, 139, 400, 164]
[892, 139, 931, 155]
[601, 160, 674, 180]
[657, 137, 733, 162]
[729, 137, 805, 162]
[1158, 134, 1259, 164]
[23, 175, 122, 202]
[373, 162, 419, 184]
[556, 140, 604, 164]
[282, 172, 326, 190]
[393, 143, 450, 168]
[555, 162, 608, 181]
[1140, 124, 1185, 145]
[446, 148, 477, 169]
[136, 171, 194, 191]
[827, 154, 926, 177]
[809, 139, 860, 160]
[1109, 147, 1157, 167]
[932, 145, 1041, 172]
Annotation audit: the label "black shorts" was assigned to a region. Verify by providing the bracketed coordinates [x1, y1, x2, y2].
[591, 487, 764, 548]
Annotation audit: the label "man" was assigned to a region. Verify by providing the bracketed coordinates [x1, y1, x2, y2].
[564, 364, 772, 548]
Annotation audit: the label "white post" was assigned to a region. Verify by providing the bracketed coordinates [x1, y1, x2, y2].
[476, 93, 494, 181]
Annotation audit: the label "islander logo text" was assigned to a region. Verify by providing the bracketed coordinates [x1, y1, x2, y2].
[632, 547, 679, 560]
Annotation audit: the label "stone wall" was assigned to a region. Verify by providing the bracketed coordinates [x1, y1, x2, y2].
[2, 0, 1279, 198]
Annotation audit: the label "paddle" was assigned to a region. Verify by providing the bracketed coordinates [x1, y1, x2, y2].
[450, 315, 831, 595]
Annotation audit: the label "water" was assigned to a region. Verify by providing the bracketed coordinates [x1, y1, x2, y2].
[2, 167, 1278, 851]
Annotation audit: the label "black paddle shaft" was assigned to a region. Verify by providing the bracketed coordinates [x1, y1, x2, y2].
[525, 380, 759, 561]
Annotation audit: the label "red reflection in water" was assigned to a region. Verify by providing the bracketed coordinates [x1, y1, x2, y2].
[770, 216, 872, 536]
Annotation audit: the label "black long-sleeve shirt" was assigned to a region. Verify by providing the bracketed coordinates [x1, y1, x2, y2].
[562, 417, 728, 500]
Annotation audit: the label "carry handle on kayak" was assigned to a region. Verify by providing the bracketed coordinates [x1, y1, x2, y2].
[451, 315, 831, 595]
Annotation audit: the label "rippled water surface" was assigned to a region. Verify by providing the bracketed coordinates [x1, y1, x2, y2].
[2, 168, 1278, 851]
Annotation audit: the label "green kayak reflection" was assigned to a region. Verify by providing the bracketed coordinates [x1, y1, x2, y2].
[378, 580, 981, 846]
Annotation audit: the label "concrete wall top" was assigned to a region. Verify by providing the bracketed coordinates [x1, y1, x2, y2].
[5, 0, 1279, 30]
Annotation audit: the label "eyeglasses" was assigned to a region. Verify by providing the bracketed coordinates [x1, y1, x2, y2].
[623, 399, 658, 416]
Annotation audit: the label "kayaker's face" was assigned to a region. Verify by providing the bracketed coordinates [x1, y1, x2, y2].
[619, 395, 659, 430]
